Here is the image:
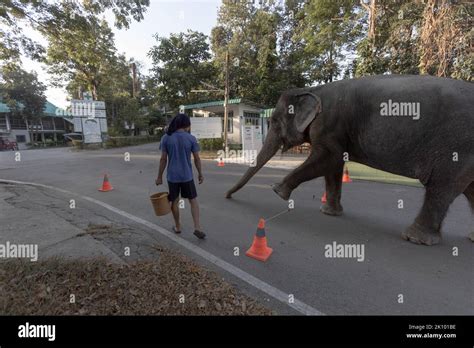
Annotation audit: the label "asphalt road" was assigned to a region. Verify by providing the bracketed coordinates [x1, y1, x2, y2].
[0, 144, 472, 315]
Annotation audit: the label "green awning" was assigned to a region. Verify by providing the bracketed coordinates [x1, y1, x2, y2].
[182, 98, 265, 110]
[260, 108, 275, 118]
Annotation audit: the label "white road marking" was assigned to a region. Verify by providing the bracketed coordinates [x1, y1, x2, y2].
[0, 179, 324, 315]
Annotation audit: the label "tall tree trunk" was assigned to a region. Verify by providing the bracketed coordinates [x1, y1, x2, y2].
[361, 0, 378, 54]
[360, 0, 377, 40]
[419, 0, 460, 77]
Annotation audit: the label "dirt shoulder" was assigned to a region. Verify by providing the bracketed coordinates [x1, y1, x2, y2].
[0, 249, 273, 315]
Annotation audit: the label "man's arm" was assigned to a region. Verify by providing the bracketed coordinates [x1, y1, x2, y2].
[193, 151, 203, 184]
[156, 151, 168, 185]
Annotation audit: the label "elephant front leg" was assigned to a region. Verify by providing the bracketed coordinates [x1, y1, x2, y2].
[272, 150, 335, 201]
[320, 170, 344, 216]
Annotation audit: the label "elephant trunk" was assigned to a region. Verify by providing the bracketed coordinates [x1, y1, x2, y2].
[225, 129, 281, 198]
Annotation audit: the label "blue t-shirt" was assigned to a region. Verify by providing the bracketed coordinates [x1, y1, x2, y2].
[160, 131, 200, 183]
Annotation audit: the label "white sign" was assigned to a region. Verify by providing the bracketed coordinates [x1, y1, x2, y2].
[242, 125, 263, 165]
[73, 117, 82, 132]
[71, 99, 107, 136]
[190, 117, 222, 139]
[82, 118, 102, 143]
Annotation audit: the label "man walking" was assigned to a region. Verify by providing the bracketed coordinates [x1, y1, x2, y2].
[156, 113, 205, 239]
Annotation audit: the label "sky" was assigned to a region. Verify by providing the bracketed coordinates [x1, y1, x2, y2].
[20, 0, 221, 108]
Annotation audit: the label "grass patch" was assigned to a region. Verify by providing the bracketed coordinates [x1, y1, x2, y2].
[346, 162, 422, 187]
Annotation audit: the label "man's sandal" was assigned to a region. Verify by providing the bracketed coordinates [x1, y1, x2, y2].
[193, 230, 206, 239]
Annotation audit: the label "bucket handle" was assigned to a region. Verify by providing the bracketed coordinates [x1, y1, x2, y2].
[148, 181, 159, 197]
[149, 181, 168, 198]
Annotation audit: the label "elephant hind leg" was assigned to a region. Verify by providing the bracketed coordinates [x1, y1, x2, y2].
[402, 182, 466, 246]
[463, 182, 474, 242]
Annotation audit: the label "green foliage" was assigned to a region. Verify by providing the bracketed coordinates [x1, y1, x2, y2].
[0, 64, 46, 121]
[148, 30, 217, 110]
[353, 0, 472, 80]
[0, 0, 149, 63]
[105, 135, 162, 148]
[198, 138, 223, 151]
[0, 64, 46, 146]
[276, 0, 308, 89]
[117, 98, 149, 133]
[354, 0, 423, 77]
[44, 16, 117, 99]
[211, 1, 295, 106]
[297, 0, 360, 83]
[2, 0, 472, 139]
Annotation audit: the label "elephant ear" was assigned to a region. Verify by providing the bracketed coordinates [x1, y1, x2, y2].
[294, 92, 322, 133]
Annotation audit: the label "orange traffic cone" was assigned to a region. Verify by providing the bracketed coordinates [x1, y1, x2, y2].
[342, 167, 352, 183]
[246, 218, 273, 262]
[98, 174, 113, 192]
[217, 157, 225, 167]
[321, 192, 327, 203]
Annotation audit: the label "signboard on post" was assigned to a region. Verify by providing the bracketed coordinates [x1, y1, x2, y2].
[190, 117, 222, 139]
[82, 118, 102, 144]
[242, 125, 263, 166]
[71, 95, 107, 144]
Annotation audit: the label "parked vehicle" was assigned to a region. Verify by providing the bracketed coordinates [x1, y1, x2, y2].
[64, 133, 84, 147]
[0, 137, 18, 151]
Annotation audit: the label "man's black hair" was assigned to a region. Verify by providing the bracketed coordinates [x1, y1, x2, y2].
[166, 113, 191, 136]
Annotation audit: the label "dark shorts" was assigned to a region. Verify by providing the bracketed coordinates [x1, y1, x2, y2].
[168, 180, 197, 202]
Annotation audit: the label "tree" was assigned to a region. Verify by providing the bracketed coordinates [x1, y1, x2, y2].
[275, 0, 308, 89]
[44, 16, 117, 100]
[211, 1, 292, 106]
[0, 0, 149, 65]
[355, 0, 423, 76]
[0, 64, 46, 144]
[419, 0, 473, 80]
[354, 0, 472, 80]
[148, 30, 217, 109]
[297, 0, 360, 83]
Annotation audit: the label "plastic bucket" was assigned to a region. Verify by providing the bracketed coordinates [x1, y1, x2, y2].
[150, 192, 171, 216]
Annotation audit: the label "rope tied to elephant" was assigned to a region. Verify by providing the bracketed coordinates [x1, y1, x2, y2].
[264, 208, 291, 223]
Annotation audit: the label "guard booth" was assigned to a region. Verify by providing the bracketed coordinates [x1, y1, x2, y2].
[182, 98, 265, 146]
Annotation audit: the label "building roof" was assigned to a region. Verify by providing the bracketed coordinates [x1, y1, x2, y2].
[182, 98, 265, 110]
[0, 100, 61, 117]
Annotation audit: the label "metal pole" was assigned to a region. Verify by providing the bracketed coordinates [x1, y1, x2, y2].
[223, 50, 230, 155]
[130, 62, 137, 98]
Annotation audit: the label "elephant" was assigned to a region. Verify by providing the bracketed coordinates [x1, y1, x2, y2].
[226, 75, 474, 246]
